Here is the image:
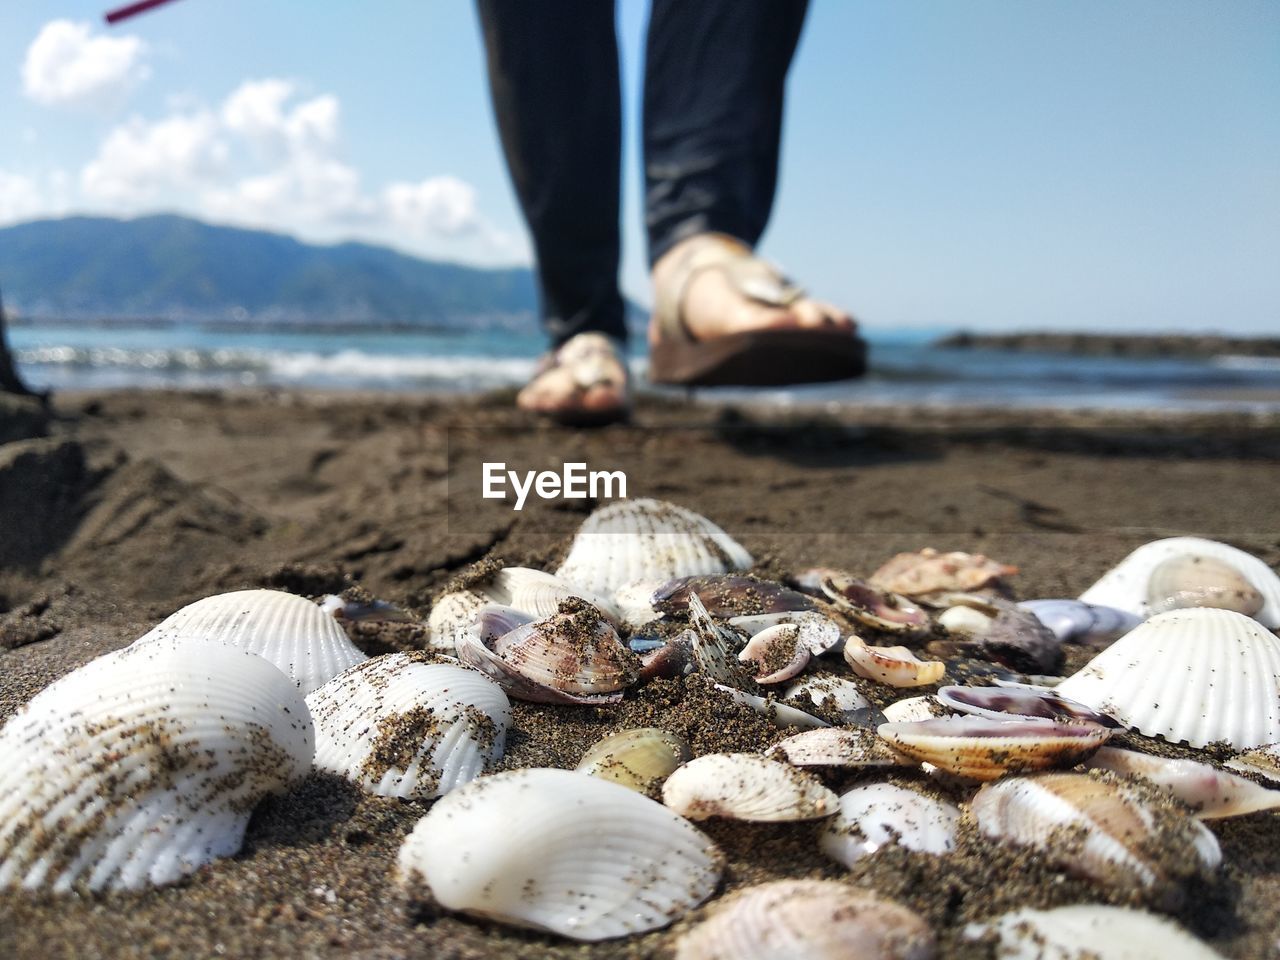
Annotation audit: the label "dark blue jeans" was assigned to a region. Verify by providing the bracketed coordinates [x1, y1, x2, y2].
[476, 0, 810, 346]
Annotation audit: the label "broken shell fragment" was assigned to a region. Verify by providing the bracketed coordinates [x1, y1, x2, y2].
[869, 548, 1018, 598]
[397, 768, 723, 941]
[653, 575, 816, 618]
[971, 773, 1222, 899]
[968, 905, 1224, 960]
[882, 696, 949, 723]
[820, 574, 931, 634]
[783, 675, 872, 713]
[1055, 608, 1280, 749]
[738, 623, 810, 684]
[554, 498, 752, 598]
[766, 727, 909, 768]
[673, 880, 936, 960]
[820, 783, 960, 867]
[662, 753, 838, 822]
[305, 654, 510, 799]
[729, 610, 843, 656]
[936, 684, 1118, 728]
[1084, 746, 1280, 819]
[845, 635, 945, 688]
[576, 728, 692, 796]
[687, 593, 751, 685]
[713, 684, 830, 729]
[137, 587, 367, 695]
[877, 716, 1113, 781]
[426, 589, 488, 655]
[0, 638, 313, 892]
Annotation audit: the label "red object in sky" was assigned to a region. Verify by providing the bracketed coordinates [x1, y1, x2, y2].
[105, 0, 184, 25]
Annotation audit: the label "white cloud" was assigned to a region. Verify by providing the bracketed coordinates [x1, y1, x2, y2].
[22, 20, 148, 109]
[81, 111, 228, 205]
[0, 172, 44, 224]
[384, 176, 481, 238]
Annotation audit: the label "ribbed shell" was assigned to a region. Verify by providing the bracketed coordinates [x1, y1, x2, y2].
[396, 768, 723, 941]
[1078, 537, 1280, 627]
[674, 880, 936, 960]
[1085, 747, 1280, 819]
[820, 783, 960, 868]
[425, 590, 488, 654]
[1055, 608, 1280, 749]
[477, 567, 622, 624]
[662, 753, 838, 821]
[971, 905, 1224, 960]
[138, 588, 366, 695]
[576, 728, 692, 795]
[305, 654, 509, 799]
[0, 638, 313, 892]
[878, 716, 1112, 780]
[554, 498, 752, 598]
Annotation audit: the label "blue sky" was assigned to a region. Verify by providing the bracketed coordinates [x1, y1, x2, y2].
[1, 1, 1276, 333]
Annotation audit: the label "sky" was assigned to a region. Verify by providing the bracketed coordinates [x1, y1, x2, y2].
[1, 0, 1277, 333]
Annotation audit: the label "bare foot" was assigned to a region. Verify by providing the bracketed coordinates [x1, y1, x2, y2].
[517, 332, 630, 424]
[648, 235, 856, 349]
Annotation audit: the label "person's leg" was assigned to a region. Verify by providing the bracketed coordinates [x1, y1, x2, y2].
[644, 0, 855, 354]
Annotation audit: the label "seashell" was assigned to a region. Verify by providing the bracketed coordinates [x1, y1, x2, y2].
[480, 566, 622, 625]
[713, 684, 830, 729]
[319, 593, 413, 621]
[877, 716, 1113, 781]
[1225, 742, 1280, 784]
[738, 623, 810, 684]
[845, 635, 945, 688]
[1084, 746, 1280, 819]
[653, 574, 816, 618]
[0, 637, 312, 892]
[938, 604, 995, 636]
[457, 601, 638, 705]
[613, 578, 665, 629]
[638, 630, 697, 681]
[784, 675, 872, 713]
[687, 593, 750, 685]
[937, 684, 1118, 727]
[305, 654, 509, 799]
[820, 574, 931, 634]
[1146, 553, 1265, 616]
[729, 610, 843, 656]
[869, 548, 1018, 597]
[576, 728, 692, 796]
[663, 753, 837, 822]
[673, 879, 936, 960]
[137, 588, 367, 695]
[1055, 608, 1280, 749]
[397, 768, 723, 941]
[1078, 536, 1280, 627]
[819, 783, 960, 868]
[967, 905, 1224, 960]
[971, 773, 1222, 899]
[554, 498, 752, 598]
[882, 695, 949, 723]
[936, 596, 1063, 674]
[766, 727, 909, 768]
[426, 589, 488, 654]
[1018, 599, 1142, 646]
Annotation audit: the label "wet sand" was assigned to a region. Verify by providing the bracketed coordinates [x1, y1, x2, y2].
[2, 389, 1279, 959]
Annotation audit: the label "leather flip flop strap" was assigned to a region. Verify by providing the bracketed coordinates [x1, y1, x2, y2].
[654, 234, 807, 344]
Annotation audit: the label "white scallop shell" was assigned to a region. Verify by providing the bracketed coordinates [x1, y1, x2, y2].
[613, 578, 665, 629]
[662, 753, 838, 821]
[305, 654, 509, 799]
[0, 638, 313, 892]
[674, 880, 937, 960]
[783, 675, 872, 713]
[1078, 537, 1280, 627]
[1055, 608, 1280, 749]
[425, 589, 487, 654]
[555, 498, 752, 597]
[819, 783, 960, 868]
[479, 566, 622, 624]
[1084, 746, 1280, 819]
[137, 588, 367, 695]
[396, 768, 723, 941]
[968, 905, 1224, 959]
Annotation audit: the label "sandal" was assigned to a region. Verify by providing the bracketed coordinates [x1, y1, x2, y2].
[648, 234, 867, 387]
[517, 332, 631, 427]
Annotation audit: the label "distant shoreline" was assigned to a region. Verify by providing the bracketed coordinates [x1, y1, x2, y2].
[936, 331, 1280, 358]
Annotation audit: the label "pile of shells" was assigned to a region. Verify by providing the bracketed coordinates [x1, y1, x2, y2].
[4, 497, 1279, 959]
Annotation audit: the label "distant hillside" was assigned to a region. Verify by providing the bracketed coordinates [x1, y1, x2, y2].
[937, 330, 1280, 359]
[0, 215, 538, 328]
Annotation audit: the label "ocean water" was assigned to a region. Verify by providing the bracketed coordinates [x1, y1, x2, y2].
[10, 320, 1280, 413]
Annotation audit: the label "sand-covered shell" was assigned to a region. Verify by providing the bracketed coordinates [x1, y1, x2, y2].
[729, 610, 843, 656]
[713, 684, 830, 729]
[1225, 742, 1280, 785]
[1055, 608, 1280, 749]
[674, 880, 936, 960]
[480, 566, 621, 623]
[766, 727, 908, 768]
[820, 574, 931, 634]
[305, 654, 509, 799]
[971, 773, 1222, 899]
[1018, 599, 1142, 646]
[0, 637, 312, 892]
[458, 602, 638, 705]
[554, 498, 752, 598]
[653, 575, 815, 618]
[662, 753, 838, 821]
[870, 548, 1018, 597]
[820, 783, 960, 867]
[937, 684, 1118, 727]
[397, 768, 723, 941]
[1078, 537, 1280, 627]
[738, 623, 810, 684]
[137, 588, 367, 695]
[882, 696, 948, 723]
[425, 589, 488, 654]
[968, 905, 1224, 959]
[784, 675, 872, 713]
[878, 716, 1112, 781]
[576, 728, 692, 796]
[845, 635, 945, 688]
[1085, 746, 1280, 819]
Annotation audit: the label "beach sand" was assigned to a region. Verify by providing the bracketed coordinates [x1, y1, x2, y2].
[2, 388, 1279, 959]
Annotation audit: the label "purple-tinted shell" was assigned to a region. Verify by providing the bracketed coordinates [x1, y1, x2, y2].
[937, 684, 1120, 728]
